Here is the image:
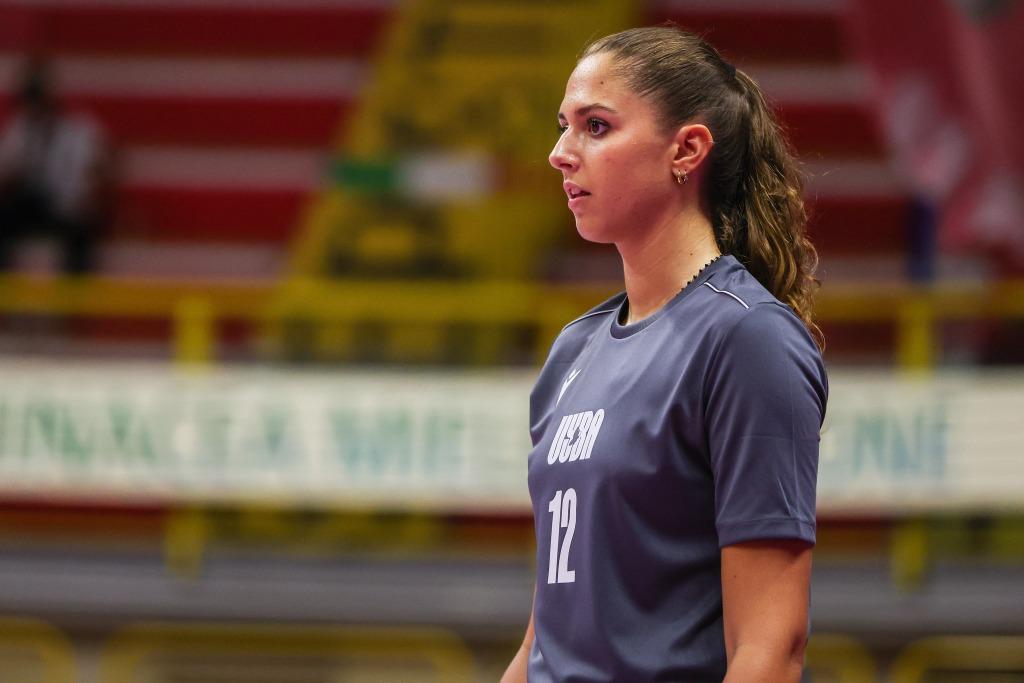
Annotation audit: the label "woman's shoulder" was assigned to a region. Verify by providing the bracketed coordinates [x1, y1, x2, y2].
[562, 291, 626, 331]
[701, 259, 778, 315]
[684, 258, 822, 363]
[697, 261, 826, 398]
[546, 291, 626, 362]
[696, 258, 799, 327]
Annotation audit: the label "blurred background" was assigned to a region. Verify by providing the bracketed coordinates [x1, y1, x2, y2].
[0, 0, 1022, 681]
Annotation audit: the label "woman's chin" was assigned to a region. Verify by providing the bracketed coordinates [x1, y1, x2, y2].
[573, 217, 616, 245]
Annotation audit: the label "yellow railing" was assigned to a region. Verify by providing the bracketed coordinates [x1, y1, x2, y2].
[812, 279, 1024, 369]
[4, 616, 1024, 682]
[806, 633, 878, 683]
[1, 274, 1022, 367]
[0, 617, 76, 683]
[890, 636, 1024, 682]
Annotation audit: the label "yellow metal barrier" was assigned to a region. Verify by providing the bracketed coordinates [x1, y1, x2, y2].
[897, 295, 935, 371]
[2, 274, 1023, 368]
[163, 507, 209, 580]
[890, 636, 1024, 682]
[805, 633, 877, 683]
[0, 274, 271, 317]
[99, 622, 477, 683]
[173, 296, 215, 366]
[0, 617, 76, 683]
[890, 520, 931, 591]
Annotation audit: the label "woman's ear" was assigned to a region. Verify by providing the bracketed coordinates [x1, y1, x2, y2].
[670, 123, 715, 177]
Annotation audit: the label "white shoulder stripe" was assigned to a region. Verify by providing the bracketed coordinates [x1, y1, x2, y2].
[561, 304, 620, 331]
[703, 282, 750, 309]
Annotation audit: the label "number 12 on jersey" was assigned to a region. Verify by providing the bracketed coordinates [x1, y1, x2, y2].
[547, 488, 577, 584]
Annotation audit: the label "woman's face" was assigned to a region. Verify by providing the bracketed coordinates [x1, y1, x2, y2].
[549, 52, 679, 245]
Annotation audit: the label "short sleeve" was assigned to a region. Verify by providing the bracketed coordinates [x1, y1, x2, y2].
[704, 302, 827, 548]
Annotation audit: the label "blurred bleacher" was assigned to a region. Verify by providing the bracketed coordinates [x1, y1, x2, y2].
[0, 0, 1023, 681]
[0, 1, 391, 278]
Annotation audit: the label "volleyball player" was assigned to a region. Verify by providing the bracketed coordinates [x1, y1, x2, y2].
[501, 26, 828, 682]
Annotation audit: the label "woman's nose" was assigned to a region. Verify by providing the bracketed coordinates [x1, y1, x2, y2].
[549, 134, 578, 172]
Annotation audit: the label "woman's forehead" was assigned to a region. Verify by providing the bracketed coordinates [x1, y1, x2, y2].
[561, 53, 630, 109]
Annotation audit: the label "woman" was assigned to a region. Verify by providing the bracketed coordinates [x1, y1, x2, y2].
[501, 26, 828, 683]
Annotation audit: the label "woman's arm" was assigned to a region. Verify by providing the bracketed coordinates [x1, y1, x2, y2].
[500, 584, 536, 683]
[722, 539, 812, 683]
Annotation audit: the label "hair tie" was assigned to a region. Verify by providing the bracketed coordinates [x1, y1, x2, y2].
[722, 61, 737, 81]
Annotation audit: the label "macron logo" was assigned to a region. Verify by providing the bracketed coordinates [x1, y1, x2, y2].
[547, 409, 605, 464]
[556, 368, 582, 405]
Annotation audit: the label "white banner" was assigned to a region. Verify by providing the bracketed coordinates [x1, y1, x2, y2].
[0, 362, 1021, 515]
[818, 370, 1024, 514]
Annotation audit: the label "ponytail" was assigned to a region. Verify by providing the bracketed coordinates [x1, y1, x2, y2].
[717, 70, 823, 350]
[582, 26, 824, 351]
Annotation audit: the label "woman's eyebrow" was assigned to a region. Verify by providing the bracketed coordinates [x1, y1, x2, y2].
[557, 103, 618, 120]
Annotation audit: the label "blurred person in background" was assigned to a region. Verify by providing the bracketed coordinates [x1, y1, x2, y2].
[503, 26, 827, 683]
[0, 56, 111, 274]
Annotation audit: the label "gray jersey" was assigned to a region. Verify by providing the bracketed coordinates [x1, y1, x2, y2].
[526, 255, 827, 682]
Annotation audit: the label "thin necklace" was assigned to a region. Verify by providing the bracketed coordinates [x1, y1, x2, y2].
[622, 253, 724, 325]
[682, 253, 723, 292]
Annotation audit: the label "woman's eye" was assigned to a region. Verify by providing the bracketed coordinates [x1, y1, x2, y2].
[556, 119, 608, 136]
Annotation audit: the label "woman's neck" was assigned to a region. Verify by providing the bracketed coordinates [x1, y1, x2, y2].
[618, 209, 721, 325]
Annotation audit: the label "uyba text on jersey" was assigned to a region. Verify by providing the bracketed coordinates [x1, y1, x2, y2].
[546, 410, 605, 464]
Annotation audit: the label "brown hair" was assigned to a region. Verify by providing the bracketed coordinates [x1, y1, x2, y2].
[582, 25, 824, 349]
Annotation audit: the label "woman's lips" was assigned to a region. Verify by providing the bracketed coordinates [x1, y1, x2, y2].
[568, 194, 590, 210]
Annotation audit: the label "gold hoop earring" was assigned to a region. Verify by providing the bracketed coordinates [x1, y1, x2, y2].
[673, 169, 687, 185]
